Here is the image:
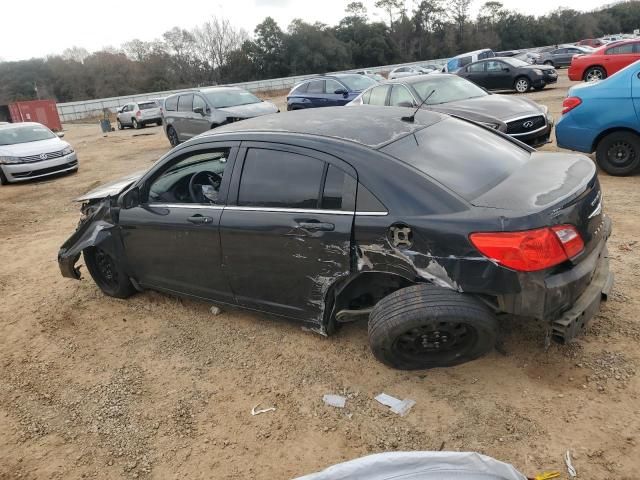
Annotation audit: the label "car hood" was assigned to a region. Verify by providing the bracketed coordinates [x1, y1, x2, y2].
[0, 137, 69, 156]
[75, 170, 144, 202]
[426, 105, 507, 131]
[443, 94, 545, 121]
[217, 101, 279, 118]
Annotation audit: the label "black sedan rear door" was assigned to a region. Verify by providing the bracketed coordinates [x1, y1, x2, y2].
[220, 142, 357, 323]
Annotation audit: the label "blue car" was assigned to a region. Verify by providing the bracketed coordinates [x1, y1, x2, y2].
[556, 60, 640, 176]
[287, 74, 377, 110]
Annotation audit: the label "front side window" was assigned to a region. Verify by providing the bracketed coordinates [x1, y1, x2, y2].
[389, 85, 415, 106]
[458, 56, 472, 67]
[293, 82, 309, 94]
[148, 149, 230, 204]
[178, 94, 194, 112]
[325, 79, 344, 94]
[193, 95, 207, 112]
[486, 61, 505, 72]
[238, 149, 324, 209]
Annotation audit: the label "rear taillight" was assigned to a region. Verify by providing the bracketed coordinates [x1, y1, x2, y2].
[469, 225, 584, 272]
[562, 97, 582, 114]
[136, 110, 141, 117]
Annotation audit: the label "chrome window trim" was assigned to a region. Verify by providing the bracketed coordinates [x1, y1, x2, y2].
[147, 203, 388, 216]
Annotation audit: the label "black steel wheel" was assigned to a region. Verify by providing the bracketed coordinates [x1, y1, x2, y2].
[368, 284, 497, 370]
[596, 131, 640, 176]
[84, 247, 135, 298]
[167, 126, 180, 147]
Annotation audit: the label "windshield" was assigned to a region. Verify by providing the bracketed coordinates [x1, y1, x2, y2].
[413, 76, 487, 105]
[0, 124, 56, 145]
[203, 89, 261, 108]
[503, 57, 530, 68]
[337, 74, 377, 91]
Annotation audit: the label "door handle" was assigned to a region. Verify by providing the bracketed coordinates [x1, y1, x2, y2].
[297, 222, 335, 231]
[187, 215, 213, 225]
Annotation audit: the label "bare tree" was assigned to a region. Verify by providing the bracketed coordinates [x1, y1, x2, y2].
[61, 46, 90, 63]
[450, 0, 473, 42]
[375, 0, 404, 28]
[193, 16, 248, 83]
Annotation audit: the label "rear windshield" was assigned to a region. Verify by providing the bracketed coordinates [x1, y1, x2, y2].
[139, 102, 157, 110]
[203, 89, 261, 108]
[380, 119, 530, 201]
[0, 124, 56, 145]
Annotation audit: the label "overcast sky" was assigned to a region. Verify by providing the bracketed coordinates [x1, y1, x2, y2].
[0, 0, 614, 61]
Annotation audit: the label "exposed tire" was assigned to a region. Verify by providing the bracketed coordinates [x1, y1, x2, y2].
[534, 85, 545, 91]
[595, 131, 640, 176]
[544, 60, 554, 66]
[117, 119, 123, 130]
[514, 77, 531, 93]
[167, 126, 180, 147]
[132, 118, 140, 129]
[584, 66, 606, 82]
[0, 169, 8, 185]
[84, 247, 135, 299]
[368, 284, 498, 370]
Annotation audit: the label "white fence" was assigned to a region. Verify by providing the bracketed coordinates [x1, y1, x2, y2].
[55, 58, 449, 122]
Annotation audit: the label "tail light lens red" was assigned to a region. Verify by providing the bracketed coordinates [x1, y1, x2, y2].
[136, 110, 141, 117]
[562, 97, 582, 114]
[470, 225, 585, 272]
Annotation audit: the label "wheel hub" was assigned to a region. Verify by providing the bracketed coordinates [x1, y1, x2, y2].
[396, 322, 473, 356]
[608, 141, 634, 166]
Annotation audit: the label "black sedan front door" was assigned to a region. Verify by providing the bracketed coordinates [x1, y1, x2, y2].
[118, 143, 238, 303]
[485, 60, 513, 90]
[220, 143, 356, 323]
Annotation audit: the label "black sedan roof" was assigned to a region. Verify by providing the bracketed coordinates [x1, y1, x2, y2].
[208, 106, 445, 149]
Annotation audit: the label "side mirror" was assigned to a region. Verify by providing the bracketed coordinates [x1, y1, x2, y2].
[193, 106, 205, 116]
[502, 68, 510, 72]
[334, 88, 348, 96]
[396, 101, 415, 108]
[119, 186, 140, 209]
[56, 132, 65, 138]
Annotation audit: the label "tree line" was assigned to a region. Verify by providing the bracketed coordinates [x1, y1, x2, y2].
[1, 0, 640, 104]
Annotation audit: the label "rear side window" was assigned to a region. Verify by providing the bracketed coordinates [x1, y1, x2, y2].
[178, 94, 193, 112]
[139, 102, 156, 110]
[458, 56, 472, 67]
[369, 85, 390, 106]
[307, 80, 324, 94]
[165, 96, 178, 111]
[607, 44, 634, 55]
[238, 149, 324, 209]
[322, 165, 356, 211]
[380, 120, 529, 201]
[361, 89, 372, 104]
[356, 184, 386, 212]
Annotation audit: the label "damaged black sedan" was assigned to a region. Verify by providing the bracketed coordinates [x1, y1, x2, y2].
[58, 106, 613, 370]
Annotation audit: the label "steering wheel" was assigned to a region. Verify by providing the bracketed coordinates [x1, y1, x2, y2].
[188, 171, 222, 203]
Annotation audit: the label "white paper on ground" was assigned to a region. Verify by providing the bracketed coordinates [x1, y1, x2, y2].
[375, 393, 415, 416]
[323, 394, 347, 408]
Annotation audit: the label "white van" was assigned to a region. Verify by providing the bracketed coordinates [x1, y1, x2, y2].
[443, 49, 495, 72]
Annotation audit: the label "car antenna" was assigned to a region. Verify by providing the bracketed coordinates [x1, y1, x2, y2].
[401, 89, 436, 123]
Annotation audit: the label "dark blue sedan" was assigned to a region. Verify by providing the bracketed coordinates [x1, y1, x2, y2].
[287, 74, 377, 110]
[556, 60, 640, 176]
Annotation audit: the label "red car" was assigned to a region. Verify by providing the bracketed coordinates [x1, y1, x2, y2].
[577, 38, 605, 48]
[568, 40, 640, 82]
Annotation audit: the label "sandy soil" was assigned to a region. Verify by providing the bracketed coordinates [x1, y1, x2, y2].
[1, 72, 639, 480]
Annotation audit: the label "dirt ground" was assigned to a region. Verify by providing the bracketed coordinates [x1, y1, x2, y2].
[1, 72, 639, 480]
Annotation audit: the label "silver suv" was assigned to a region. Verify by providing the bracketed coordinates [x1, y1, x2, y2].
[162, 87, 279, 146]
[116, 101, 162, 130]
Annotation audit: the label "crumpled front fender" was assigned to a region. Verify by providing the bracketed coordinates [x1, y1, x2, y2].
[58, 201, 118, 280]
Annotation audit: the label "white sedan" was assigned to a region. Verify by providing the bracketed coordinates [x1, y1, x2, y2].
[0, 122, 78, 184]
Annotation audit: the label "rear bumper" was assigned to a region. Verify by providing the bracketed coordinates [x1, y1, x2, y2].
[497, 216, 613, 340]
[1, 153, 78, 182]
[568, 66, 583, 81]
